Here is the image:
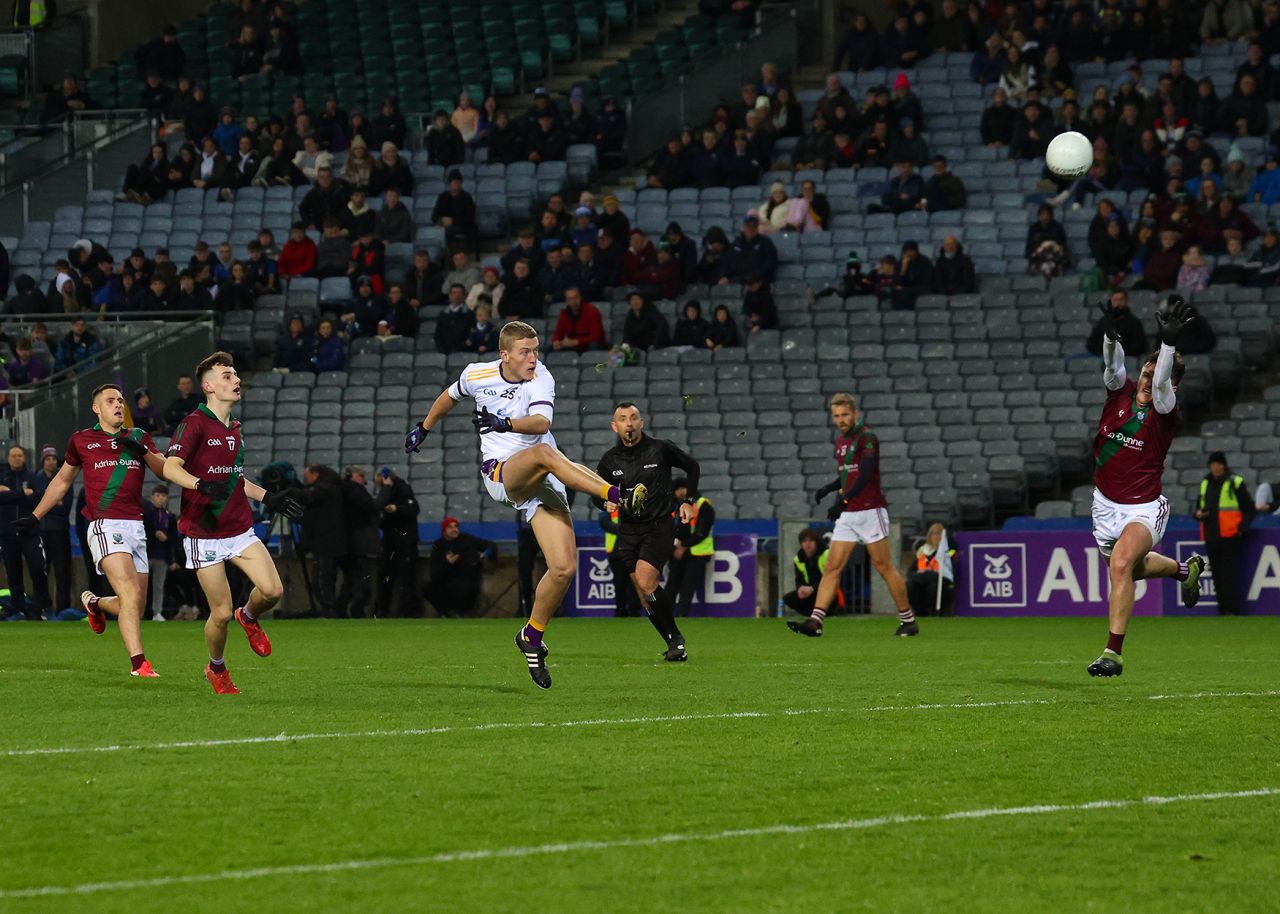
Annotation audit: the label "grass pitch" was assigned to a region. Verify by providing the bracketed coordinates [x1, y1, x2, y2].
[1, 616, 1278, 913]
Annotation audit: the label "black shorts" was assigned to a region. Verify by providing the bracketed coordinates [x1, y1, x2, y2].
[613, 517, 676, 573]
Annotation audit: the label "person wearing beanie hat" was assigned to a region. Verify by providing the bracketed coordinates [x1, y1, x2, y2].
[424, 517, 496, 618]
[758, 180, 793, 234]
[1194, 451, 1255, 615]
[1223, 143, 1254, 202]
[1085, 293, 1205, 678]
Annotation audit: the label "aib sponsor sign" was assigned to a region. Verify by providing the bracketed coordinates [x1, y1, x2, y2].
[953, 530, 1280, 616]
[562, 535, 758, 617]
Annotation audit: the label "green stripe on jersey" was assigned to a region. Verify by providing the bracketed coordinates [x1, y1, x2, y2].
[96, 428, 142, 514]
[1095, 401, 1147, 468]
[206, 431, 245, 522]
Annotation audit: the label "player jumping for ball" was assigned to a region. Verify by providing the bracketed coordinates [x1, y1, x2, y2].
[164, 352, 304, 694]
[406, 320, 646, 689]
[17, 384, 229, 678]
[788, 392, 918, 638]
[1087, 295, 1205, 677]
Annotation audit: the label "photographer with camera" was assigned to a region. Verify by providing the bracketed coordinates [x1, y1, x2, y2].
[375, 466, 421, 616]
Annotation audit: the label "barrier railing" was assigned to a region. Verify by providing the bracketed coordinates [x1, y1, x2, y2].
[624, 1, 812, 167]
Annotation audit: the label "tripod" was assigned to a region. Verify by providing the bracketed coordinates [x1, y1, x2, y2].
[249, 510, 316, 617]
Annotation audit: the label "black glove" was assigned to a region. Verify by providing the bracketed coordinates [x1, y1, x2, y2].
[263, 489, 305, 519]
[1155, 294, 1195, 347]
[196, 478, 232, 501]
[473, 406, 513, 434]
[1096, 301, 1122, 342]
[826, 498, 847, 522]
[404, 422, 429, 454]
[12, 513, 38, 534]
[117, 434, 149, 459]
[813, 480, 839, 504]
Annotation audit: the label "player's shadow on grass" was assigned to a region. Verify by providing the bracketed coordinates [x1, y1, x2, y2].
[414, 682, 528, 695]
[992, 676, 1092, 692]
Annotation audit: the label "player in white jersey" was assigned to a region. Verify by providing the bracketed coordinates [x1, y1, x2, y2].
[405, 320, 646, 689]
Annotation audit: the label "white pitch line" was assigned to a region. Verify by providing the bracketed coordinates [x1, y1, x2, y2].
[2, 786, 1276, 899]
[2, 690, 1277, 760]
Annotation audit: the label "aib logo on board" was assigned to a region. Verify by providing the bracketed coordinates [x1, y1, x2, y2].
[574, 546, 618, 610]
[968, 544, 1027, 608]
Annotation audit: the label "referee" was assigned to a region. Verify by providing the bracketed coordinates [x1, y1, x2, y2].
[594, 402, 700, 661]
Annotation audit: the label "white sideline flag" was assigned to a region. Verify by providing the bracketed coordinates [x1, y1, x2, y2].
[937, 528, 954, 582]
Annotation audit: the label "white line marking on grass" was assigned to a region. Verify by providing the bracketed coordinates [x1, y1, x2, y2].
[2, 691, 1276, 759]
[2, 787, 1276, 899]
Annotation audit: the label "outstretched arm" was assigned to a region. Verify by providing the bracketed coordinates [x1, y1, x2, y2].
[28, 463, 79, 520]
[422, 388, 460, 431]
[1103, 336, 1126, 391]
[1152, 343, 1177, 414]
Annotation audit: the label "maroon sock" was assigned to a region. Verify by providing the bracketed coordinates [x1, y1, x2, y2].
[1106, 632, 1125, 655]
[1174, 561, 1189, 582]
[209, 658, 226, 674]
[130, 653, 146, 671]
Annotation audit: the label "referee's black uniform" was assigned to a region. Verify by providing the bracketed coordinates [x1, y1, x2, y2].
[594, 433, 700, 657]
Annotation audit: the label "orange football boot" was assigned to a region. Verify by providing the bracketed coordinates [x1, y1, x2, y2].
[130, 660, 160, 678]
[234, 607, 272, 657]
[81, 590, 105, 635]
[205, 664, 240, 694]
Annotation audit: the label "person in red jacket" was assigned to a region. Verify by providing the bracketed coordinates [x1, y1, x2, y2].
[551, 287, 608, 353]
[620, 228, 657, 286]
[277, 222, 317, 277]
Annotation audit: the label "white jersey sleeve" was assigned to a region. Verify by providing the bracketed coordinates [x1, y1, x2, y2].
[527, 363, 555, 424]
[448, 364, 477, 401]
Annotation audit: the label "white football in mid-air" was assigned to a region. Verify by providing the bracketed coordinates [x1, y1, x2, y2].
[1045, 131, 1093, 179]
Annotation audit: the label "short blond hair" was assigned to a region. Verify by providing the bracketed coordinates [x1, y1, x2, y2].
[829, 392, 856, 411]
[499, 320, 538, 351]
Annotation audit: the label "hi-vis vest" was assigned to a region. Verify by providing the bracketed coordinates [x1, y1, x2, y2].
[604, 508, 620, 553]
[14, 0, 47, 27]
[1199, 474, 1246, 538]
[794, 548, 828, 586]
[916, 547, 954, 573]
[688, 496, 714, 556]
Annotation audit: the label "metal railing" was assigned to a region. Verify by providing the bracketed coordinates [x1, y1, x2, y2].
[0, 109, 156, 234]
[624, 1, 812, 167]
[4, 315, 216, 451]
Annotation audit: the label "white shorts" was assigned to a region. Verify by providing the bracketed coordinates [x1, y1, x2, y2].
[184, 527, 261, 569]
[830, 507, 891, 545]
[1091, 490, 1169, 557]
[87, 519, 148, 575]
[480, 457, 569, 523]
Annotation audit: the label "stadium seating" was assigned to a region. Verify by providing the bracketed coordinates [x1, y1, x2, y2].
[9, 42, 1279, 534]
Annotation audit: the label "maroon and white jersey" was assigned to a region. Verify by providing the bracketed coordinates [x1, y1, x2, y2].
[167, 404, 252, 537]
[64, 426, 159, 521]
[1092, 378, 1181, 504]
[835, 425, 887, 511]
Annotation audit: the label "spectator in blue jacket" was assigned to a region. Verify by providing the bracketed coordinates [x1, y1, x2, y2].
[143, 484, 178, 621]
[212, 107, 246, 157]
[313, 318, 346, 372]
[1248, 154, 1280, 205]
[54, 318, 102, 373]
[970, 32, 1005, 85]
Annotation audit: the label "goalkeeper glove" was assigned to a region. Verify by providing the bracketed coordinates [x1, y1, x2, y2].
[826, 499, 847, 522]
[12, 514, 38, 535]
[1095, 301, 1122, 342]
[1155, 294, 1195, 347]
